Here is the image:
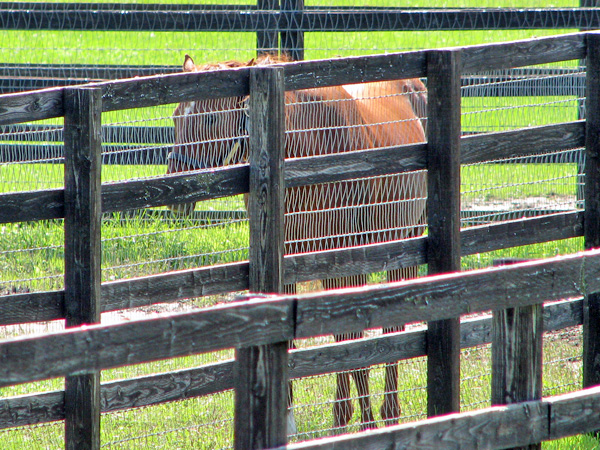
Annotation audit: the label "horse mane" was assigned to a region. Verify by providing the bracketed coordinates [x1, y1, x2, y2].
[183, 53, 293, 72]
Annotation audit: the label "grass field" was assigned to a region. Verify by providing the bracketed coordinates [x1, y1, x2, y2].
[0, 1, 595, 448]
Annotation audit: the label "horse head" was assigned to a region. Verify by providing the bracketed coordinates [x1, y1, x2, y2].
[167, 55, 250, 214]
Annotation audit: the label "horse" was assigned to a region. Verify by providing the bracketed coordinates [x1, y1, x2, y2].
[167, 54, 428, 433]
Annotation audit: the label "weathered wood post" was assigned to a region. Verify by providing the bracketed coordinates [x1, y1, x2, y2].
[257, 0, 279, 56]
[234, 66, 289, 449]
[583, 31, 600, 405]
[491, 259, 543, 450]
[425, 48, 462, 417]
[63, 86, 103, 450]
[281, 0, 304, 61]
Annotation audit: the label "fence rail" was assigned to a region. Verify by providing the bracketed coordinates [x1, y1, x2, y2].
[0, 31, 599, 449]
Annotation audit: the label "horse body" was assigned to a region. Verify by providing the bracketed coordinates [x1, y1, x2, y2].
[167, 55, 427, 431]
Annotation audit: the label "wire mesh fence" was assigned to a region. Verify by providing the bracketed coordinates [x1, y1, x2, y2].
[0, 5, 595, 449]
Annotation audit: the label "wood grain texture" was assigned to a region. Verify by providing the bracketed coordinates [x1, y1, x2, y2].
[63, 86, 103, 450]
[101, 261, 249, 312]
[461, 121, 585, 166]
[583, 31, 600, 390]
[274, 386, 600, 449]
[295, 249, 600, 339]
[274, 400, 549, 450]
[0, 298, 294, 387]
[235, 65, 288, 450]
[426, 48, 462, 417]
[0, 212, 580, 328]
[0, 297, 583, 430]
[101, 165, 249, 213]
[462, 32, 586, 74]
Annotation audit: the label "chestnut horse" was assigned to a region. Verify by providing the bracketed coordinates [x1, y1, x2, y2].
[167, 55, 427, 432]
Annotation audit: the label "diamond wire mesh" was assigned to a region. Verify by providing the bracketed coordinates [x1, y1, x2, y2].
[0, 3, 593, 448]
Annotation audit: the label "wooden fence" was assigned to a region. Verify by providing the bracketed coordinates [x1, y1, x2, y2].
[0, 31, 600, 448]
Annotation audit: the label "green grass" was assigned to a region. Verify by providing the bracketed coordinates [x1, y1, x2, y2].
[0, 1, 594, 448]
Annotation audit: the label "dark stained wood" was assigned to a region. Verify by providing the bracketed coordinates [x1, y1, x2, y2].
[461, 32, 586, 73]
[460, 121, 585, 166]
[0, 189, 63, 223]
[274, 387, 600, 450]
[295, 249, 600, 339]
[63, 86, 103, 450]
[102, 164, 249, 213]
[461, 211, 584, 257]
[284, 235, 427, 285]
[280, 0, 304, 61]
[425, 48, 462, 417]
[0, 297, 294, 388]
[0, 297, 583, 430]
[584, 32, 600, 394]
[0, 290, 64, 325]
[0, 87, 64, 125]
[0, 212, 581, 328]
[235, 66, 288, 450]
[101, 261, 249, 312]
[283, 50, 427, 90]
[491, 257, 543, 450]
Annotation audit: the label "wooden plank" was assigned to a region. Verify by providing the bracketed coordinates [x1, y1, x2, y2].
[63, 86, 102, 450]
[298, 9, 600, 32]
[2, 7, 599, 34]
[235, 66, 288, 450]
[491, 260, 543, 450]
[294, 249, 600, 339]
[101, 261, 249, 312]
[583, 31, 600, 393]
[0, 212, 580, 328]
[461, 121, 585, 166]
[0, 291, 64, 325]
[101, 164, 248, 213]
[0, 297, 583, 430]
[425, 48, 462, 417]
[0, 297, 294, 387]
[461, 211, 584, 256]
[280, 0, 304, 61]
[0, 33, 586, 123]
[283, 50, 427, 90]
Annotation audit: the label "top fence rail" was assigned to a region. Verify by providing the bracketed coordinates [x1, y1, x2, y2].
[0, 32, 589, 126]
[3, 4, 600, 32]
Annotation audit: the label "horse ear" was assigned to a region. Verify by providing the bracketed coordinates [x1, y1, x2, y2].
[247, 58, 256, 67]
[183, 55, 196, 72]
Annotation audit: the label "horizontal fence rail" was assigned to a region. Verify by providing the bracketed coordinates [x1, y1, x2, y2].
[0, 31, 599, 449]
[2, 4, 600, 32]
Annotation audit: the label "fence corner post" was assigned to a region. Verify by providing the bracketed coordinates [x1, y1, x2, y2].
[63, 86, 103, 450]
[425, 47, 462, 417]
[583, 31, 600, 396]
[234, 65, 288, 450]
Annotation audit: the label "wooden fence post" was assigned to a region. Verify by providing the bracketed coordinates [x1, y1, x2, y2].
[234, 66, 288, 449]
[584, 31, 600, 396]
[63, 86, 103, 450]
[257, 0, 279, 56]
[491, 260, 543, 450]
[425, 48, 462, 417]
[281, 0, 304, 61]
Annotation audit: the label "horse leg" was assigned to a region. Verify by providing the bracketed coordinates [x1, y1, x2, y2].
[324, 275, 375, 432]
[285, 283, 298, 435]
[380, 266, 419, 425]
